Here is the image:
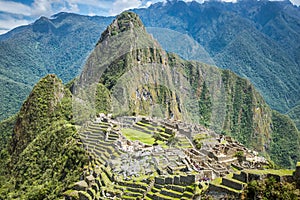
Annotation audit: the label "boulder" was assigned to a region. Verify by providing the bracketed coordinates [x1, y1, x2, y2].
[73, 180, 88, 191]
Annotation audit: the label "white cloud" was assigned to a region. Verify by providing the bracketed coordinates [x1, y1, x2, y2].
[220, 0, 237, 3]
[0, 0, 85, 17]
[0, 15, 30, 34]
[109, 0, 142, 16]
[0, 1, 31, 16]
[31, 0, 56, 16]
[0, 0, 84, 34]
[0, 0, 299, 35]
[68, 0, 111, 8]
[145, 1, 153, 7]
[290, 0, 300, 6]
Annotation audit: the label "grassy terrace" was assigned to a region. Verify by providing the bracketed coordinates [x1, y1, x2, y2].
[136, 121, 165, 132]
[211, 173, 233, 185]
[244, 169, 294, 176]
[121, 128, 167, 148]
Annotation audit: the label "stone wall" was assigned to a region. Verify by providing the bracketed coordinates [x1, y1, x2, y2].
[154, 174, 199, 186]
[233, 171, 247, 183]
[221, 178, 245, 190]
[208, 184, 242, 199]
[293, 162, 300, 189]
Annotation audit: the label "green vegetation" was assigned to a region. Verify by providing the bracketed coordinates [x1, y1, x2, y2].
[0, 14, 113, 121]
[91, 11, 300, 168]
[9, 74, 70, 156]
[193, 134, 209, 149]
[184, 63, 212, 127]
[0, 2, 298, 170]
[221, 70, 257, 148]
[0, 75, 32, 122]
[0, 115, 16, 152]
[244, 169, 294, 176]
[121, 128, 167, 147]
[122, 128, 155, 145]
[0, 75, 88, 199]
[198, 81, 212, 127]
[269, 111, 300, 168]
[99, 56, 128, 90]
[0, 8, 299, 199]
[235, 151, 244, 162]
[244, 177, 300, 199]
[139, 0, 300, 117]
[287, 102, 300, 130]
[95, 83, 111, 114]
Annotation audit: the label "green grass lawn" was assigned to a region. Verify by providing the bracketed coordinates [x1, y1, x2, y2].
[244, 169, 294, 176]
[121, 128, 167, 148]
[122, 128, 155, 144]
[211, 173, 233, 185]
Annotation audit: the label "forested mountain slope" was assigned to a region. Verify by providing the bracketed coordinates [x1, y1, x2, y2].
[1, 1, 300, 125]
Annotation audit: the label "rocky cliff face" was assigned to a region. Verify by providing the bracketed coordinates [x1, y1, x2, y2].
[73, 12, 299, 167]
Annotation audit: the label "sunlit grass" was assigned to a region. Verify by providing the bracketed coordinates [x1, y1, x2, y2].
[121, 128, 167, 148]
[244, 169, 294, 176]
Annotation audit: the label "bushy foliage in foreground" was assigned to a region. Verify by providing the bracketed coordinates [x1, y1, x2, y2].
[244, 177, 300, 200]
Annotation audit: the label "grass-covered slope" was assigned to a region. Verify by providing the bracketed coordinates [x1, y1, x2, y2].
[0, 74, 88, 199]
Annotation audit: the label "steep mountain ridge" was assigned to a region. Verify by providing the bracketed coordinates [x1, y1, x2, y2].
[0, 0, 299, 127]
[74, 11, 299, 168]
[0, 10, 298, 199]
[0, 74, 88, 199]
[288, 101, 300, 129]
[10, 74, 66, 156]
[134, 0, 300, 114]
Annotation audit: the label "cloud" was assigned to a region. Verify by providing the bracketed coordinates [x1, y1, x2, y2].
[290, 0, 300, 5]
[109, 0, 143, 16]
[0, 14, 30, 34]
[0, 0, 84, 34]
[0, 0, 80, 17]
[68, 0, 111, 8]
[0, 1, 31, 16]
[0, 0, 299, 35]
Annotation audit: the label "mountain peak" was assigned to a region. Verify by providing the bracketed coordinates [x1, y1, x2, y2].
[98, 11, 144, 43]
[32, 16, 55, 33]
[10, 74, 66, 156]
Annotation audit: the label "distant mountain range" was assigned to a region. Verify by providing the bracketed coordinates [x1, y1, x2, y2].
[0, 0, 299, 129]
[134, 0, 300, 125]
[0, 13, 113, 121]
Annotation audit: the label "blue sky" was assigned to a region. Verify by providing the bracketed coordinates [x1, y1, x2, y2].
[0, 0, 164, 34]
[0, 0, 299, 34]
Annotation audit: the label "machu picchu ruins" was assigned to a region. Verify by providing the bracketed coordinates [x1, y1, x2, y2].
[63, 113, 300, 199]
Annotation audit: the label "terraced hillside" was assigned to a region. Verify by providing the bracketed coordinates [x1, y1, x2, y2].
[63, 114, 271, 199]
[207, 168, 298, 199]
[73, 11, 299, 168]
